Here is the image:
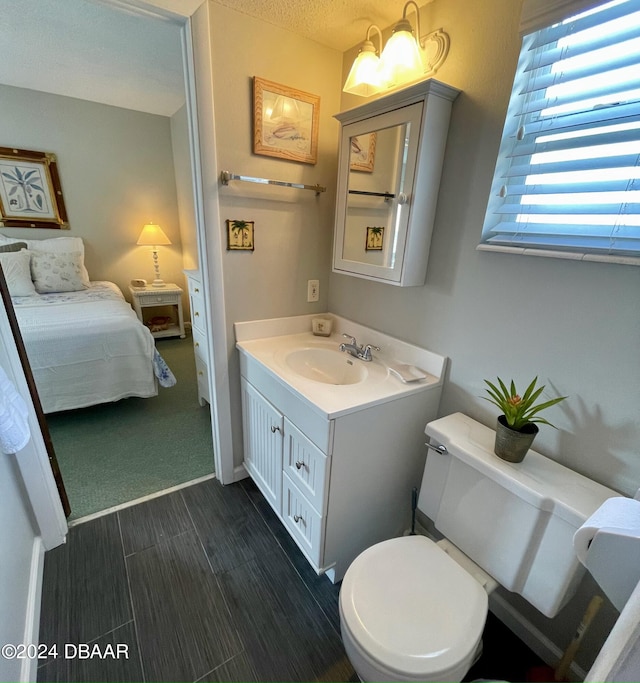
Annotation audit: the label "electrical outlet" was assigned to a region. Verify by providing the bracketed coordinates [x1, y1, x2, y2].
[307, 279, 319, 302]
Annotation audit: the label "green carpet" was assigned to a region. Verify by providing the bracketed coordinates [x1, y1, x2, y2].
[46, 334, 214, 521]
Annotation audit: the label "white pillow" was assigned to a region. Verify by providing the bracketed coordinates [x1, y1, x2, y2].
[0, 235, 90, 285]
[30, 250, 88, 293]
[0, 250, 37, 297]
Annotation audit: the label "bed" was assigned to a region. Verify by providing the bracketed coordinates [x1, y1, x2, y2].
[0, 235, 174, 414]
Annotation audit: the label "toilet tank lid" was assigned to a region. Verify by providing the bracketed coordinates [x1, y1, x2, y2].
[425, 413, 618, 528]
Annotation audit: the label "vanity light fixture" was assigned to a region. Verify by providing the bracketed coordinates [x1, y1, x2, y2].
[136, 222, 171, 288]
[380, 0, 425, 87]
[342, 24, 385, 96]
[344, 1, 446, 96]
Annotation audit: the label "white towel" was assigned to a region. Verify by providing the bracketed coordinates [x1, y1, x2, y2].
[0, 365, 30, 454]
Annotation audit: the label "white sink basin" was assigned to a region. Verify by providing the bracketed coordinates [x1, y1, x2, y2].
[284, 348, 368, 385]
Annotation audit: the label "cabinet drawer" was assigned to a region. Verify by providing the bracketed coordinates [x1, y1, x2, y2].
[282, 475, 323, 567]
[139, 292, 179, 305]
[195, 356, 209, 401]
[190, 291, 205, 333]
[284, 419, 328, 514]
[192, 326, 207, 361]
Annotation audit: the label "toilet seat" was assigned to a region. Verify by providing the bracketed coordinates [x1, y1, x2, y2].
[339, 535, 488, 681]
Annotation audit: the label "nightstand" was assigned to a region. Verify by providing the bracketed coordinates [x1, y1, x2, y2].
[129, 283, 186, 339]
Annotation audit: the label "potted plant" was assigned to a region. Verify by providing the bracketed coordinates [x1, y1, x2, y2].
[483, 377, 567, 463]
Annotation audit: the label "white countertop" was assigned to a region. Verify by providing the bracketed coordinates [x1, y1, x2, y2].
[235, 314, 447, 419]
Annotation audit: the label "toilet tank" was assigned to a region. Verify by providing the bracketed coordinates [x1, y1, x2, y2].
[420, 413, 617, 617]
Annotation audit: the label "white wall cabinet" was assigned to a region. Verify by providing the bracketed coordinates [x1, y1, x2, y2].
[333, 79, 460, 286]
[239, 357, 443, 582]
[184, 269, 209, 405]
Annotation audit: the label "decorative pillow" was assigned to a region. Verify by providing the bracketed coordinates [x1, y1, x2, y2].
[0, 250, 37, 297]
[0, 242, 27, 253]
[30, 251, 88, 293]
[0, 235, 90, 285]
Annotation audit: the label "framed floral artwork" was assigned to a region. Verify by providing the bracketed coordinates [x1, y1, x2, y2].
[253, 77, 320, 165]
[350, 132, 377, 172]
[227, 219, 254, 251]
[0, 147, 69, 228]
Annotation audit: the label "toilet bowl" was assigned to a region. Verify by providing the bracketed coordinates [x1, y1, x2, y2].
[339, 535, 489, 682]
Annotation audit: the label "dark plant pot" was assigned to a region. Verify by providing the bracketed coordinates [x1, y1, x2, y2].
[494, 415, 539, 463]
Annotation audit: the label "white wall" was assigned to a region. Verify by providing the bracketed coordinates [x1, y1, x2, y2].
[329, 0, 639, 672]
[205, 1, 343, 468]
[171, 103, 198, 274]
[0, 84, 187, 305]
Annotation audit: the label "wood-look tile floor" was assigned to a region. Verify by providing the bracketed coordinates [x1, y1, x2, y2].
[38, 477, 545, 683]
[37, 478, 354, 683]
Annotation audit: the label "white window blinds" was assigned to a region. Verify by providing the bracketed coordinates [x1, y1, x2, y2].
[480, 0, 640, 265]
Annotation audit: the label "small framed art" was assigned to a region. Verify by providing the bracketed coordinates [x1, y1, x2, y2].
[227, 219, 254, 251]
[350, 133, 377, 172]
[366, 226, 384, 251]
[253, 77, 320, 165]
[0, 147, 69, 228]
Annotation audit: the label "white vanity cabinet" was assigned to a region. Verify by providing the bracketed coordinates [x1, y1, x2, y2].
[238, 336, 444, 582]
[184, 269, 209, 405]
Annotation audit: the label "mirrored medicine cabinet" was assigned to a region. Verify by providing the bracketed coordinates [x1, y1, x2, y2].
[333, 79, 460, 286]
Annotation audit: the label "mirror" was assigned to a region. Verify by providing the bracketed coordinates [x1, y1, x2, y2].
[333, 80, 460, 286]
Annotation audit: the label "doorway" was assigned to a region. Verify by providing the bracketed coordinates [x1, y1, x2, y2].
[0, 0, 234, 521]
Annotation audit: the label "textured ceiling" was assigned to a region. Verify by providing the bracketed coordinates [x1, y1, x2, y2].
[0, 0, 421, 116]
[209, 0, 414, 51]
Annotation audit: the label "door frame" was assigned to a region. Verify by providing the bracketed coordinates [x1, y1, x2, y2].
[102, 0, 236, 484]
[1, 0, 237, 534]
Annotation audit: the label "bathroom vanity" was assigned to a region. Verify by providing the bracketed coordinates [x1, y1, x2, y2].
[235, 314, 446, 582]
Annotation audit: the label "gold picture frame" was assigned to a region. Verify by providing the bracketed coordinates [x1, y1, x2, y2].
[350, 133, 377, 173]
[0, 147, 69, 228]
[366, 226, 384, 251]
[253, 77, 320, 165]
[227, 219, 255, 251]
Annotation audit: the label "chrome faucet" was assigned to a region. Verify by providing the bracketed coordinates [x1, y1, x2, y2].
[339, 333, 380, 362]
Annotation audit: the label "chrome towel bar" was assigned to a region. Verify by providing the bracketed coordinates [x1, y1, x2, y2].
[220, 170, 326, 195]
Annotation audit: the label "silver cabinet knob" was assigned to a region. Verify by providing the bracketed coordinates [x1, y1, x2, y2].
[293, 514, 303, 524]
[271, 425, 282, 434]
[295, 460, 305, 470]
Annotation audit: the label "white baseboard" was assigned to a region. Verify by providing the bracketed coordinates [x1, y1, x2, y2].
[490, 592, 588, 681]
[21, 538, 45, 683]
[232, 464, 248, 482]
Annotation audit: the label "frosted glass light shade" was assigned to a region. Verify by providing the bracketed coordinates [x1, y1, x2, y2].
[380, 23, 424, 86]
[136, 223, 171, 246]
[343, 41, 385, 96]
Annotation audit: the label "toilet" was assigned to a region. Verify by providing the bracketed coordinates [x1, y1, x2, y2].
[339, 412, 617, 683]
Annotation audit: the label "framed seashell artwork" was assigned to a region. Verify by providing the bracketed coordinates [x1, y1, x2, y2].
[253, 77, 320, 165]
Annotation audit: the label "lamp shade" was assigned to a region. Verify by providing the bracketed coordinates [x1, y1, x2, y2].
[343, 41, 385, 96]
[380, 19, 424, 86]
[137, 223, 171, 246]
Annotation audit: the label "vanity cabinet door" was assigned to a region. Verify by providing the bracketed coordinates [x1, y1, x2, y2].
[241, 379, 283, 514]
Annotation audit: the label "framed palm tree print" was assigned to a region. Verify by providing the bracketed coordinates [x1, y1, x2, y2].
[0, 147, 69, 228]
[227, 219, 255, 251]
[366, 226, 384, 250]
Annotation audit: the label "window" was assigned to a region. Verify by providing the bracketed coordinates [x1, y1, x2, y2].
[480, 0, 640, 265]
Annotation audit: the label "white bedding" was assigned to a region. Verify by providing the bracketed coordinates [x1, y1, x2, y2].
[12, 281, 161, 413]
